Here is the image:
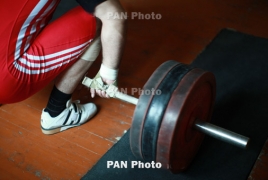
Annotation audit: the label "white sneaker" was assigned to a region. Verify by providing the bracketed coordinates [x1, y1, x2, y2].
[41, 100, 97, 135]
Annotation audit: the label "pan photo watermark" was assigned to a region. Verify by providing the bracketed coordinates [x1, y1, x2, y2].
[107, 161, 162, 169]
[116, 88, 162, 96]
[107, 12, 162, 20]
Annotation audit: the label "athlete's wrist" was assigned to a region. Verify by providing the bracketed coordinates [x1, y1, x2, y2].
[100, 63, 118, 80]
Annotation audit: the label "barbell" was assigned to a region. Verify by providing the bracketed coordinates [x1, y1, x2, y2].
[82, 60, 250, 173]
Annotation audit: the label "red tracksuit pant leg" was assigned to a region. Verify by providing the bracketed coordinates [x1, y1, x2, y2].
[0, 0, 97, 104]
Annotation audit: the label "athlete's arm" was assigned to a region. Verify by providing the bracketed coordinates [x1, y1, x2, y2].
[76, 0, 127, 98]
[94, 0, 126, 69]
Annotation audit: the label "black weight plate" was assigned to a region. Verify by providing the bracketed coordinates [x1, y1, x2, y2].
[130, 60, 179, 160]
[142, 63, 194, 161]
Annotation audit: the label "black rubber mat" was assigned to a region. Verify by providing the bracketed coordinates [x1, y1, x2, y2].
[82, 29, 268, 180]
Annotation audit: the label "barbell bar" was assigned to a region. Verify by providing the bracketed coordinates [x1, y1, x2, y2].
[116, 92, 249, 149]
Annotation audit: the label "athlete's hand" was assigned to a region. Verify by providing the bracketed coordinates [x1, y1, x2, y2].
[90, 77, 115, 98]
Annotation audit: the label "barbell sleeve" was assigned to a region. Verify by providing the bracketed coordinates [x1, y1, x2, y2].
[194, 119, 250, 149]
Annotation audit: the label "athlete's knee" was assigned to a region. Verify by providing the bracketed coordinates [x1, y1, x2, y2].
[95, 0, 127, 26]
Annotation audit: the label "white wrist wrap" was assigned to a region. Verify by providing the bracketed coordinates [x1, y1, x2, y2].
[100, 64, 118, 80]
[80, 37, 101, 61]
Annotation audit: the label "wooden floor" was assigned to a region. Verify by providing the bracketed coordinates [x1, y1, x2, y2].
[1, 0, 268, 179]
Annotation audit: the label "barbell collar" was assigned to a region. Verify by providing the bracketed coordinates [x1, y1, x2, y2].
[194, 119, 250, 149]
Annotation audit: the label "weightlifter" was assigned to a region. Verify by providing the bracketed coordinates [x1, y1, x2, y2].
[0, 0, 126, 134]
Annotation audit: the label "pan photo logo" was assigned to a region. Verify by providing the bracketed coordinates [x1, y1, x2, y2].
[107, 161, 162, 169]
[115, 88, 161, 96]
[107, 12, 162, 20]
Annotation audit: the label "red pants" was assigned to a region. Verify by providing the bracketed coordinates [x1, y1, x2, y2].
[0, 0, 97, 104]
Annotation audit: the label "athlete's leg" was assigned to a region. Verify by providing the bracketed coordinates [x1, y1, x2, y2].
[42, 16, 102, 119]
[37, 8, 102, 134]
[55, 20, 102, 94]
[1, 1, 101, 134]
